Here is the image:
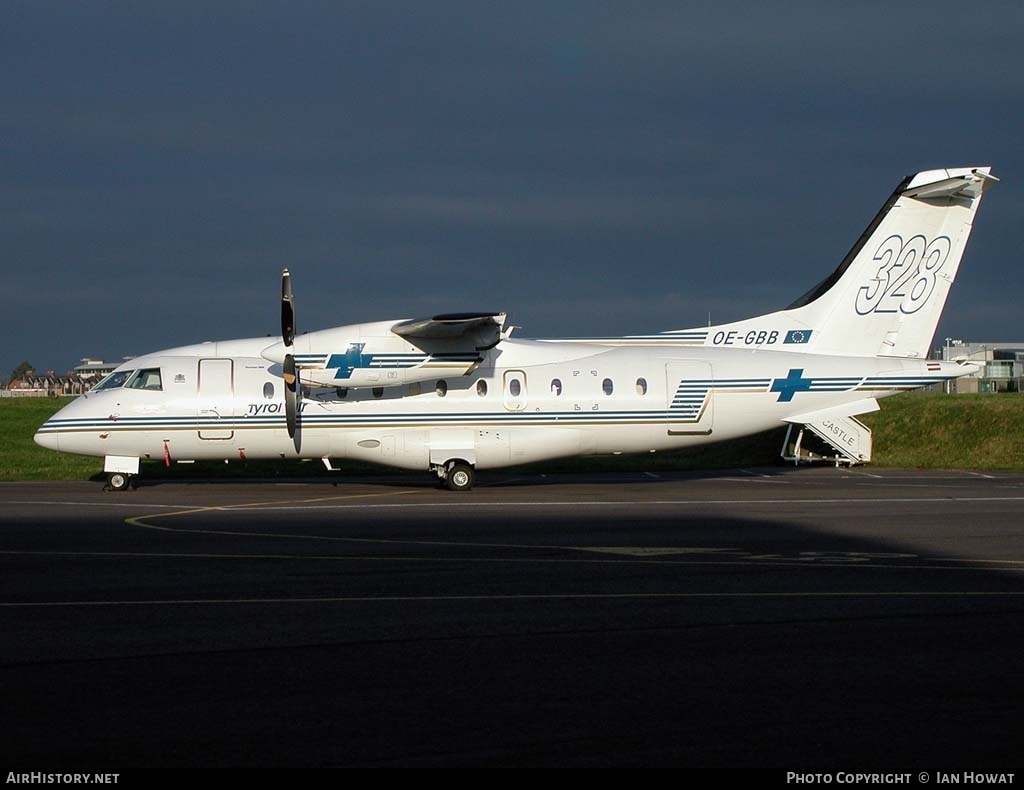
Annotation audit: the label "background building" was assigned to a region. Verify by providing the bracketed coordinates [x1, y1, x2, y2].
[2, 357, 132, 398]
[939, 340, 1024, 393]
[72, 358, 122, 384]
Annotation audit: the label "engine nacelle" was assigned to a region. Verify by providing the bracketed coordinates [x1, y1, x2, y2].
[301, 361, 481, 389]
[264, 321, 484, 390]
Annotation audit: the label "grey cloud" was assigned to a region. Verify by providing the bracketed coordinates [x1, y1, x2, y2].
[2, 1, 1021, 374]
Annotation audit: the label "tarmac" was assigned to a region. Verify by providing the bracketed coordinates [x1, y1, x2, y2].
[2, 467, 1023, 768]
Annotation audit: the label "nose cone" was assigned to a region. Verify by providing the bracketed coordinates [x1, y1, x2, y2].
[34, 425, 61, 452]
[34, 395, 88, 454]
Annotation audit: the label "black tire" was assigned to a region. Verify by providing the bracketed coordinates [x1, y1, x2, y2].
[445, 462, 474, 492]
[108, 472, 131, 491]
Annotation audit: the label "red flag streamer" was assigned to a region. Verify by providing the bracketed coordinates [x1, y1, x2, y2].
[163, 440, 172, 467]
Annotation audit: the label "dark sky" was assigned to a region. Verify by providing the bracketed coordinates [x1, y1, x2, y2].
[4, 1, 1022, 376]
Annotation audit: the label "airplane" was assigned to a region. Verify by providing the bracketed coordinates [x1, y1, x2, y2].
[35, 166, 998, 491]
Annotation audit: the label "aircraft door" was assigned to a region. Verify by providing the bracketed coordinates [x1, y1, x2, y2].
[197, 358, 234, 439]
[503, 370, 527, 411]
[665, 361, 714, 435]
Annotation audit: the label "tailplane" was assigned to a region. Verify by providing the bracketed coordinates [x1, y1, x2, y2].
[688, 167, 998, 358]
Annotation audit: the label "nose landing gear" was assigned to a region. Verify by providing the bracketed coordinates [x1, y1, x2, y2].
[103, 455, 140, 492]
[106, 472, 133, 491]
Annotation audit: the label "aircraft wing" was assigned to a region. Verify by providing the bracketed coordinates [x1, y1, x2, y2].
[392, 312, 507, 350]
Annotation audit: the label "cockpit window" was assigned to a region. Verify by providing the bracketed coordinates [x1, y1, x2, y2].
[126, 368, 163, 391]
[94, 370, 135, 390]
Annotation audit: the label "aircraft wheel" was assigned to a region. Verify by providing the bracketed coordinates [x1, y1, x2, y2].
[445, 462, 474, 492]
[107, 472, 131, 492]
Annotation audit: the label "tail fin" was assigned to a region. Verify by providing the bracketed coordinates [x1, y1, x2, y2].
[693, 167, 998, 358]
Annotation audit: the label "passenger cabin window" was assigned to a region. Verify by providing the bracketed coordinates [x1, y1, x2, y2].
[263, 382, 275, 400]
[127, 368, 163, 391]
[476, 380, 488, 397]
[503, 371, 527, 411]
[602, 378, 613, 396]
[436, 380, 448, 397]
[636, 377, 648, 396]
[94, 370, 134, 390]
[550, 378, 562, 396]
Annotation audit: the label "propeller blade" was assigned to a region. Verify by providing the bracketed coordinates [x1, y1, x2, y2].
[281, 268, 295, 347]
[284, 353, 298, 439]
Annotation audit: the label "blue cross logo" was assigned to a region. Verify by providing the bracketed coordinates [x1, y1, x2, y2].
[770, 368, 814, 402]
[326, 343, 368, 380]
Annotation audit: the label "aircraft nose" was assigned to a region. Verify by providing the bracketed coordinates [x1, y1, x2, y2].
[34, 426, 61, 452]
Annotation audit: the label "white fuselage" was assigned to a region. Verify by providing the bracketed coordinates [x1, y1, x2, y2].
[35, 335, 962, 472]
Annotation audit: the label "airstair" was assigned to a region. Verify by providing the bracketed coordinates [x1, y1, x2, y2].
[781, 414, 872, 467]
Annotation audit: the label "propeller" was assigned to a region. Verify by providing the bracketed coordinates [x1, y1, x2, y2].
[281, 269, 299, 439]
[281, 268, 295, 347]
[283, 353, 298, 439]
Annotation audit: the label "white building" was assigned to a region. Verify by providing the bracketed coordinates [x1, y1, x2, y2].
[939, 340, 1024, 393]
[72, 357, 135, 384]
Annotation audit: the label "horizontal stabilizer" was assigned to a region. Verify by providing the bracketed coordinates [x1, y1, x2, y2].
[903, 169, 1000, 200]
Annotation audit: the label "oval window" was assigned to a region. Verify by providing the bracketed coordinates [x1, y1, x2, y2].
[509, 378, 521, 397]
[476, 379, 488, 397]
[436, 380, 448, 397]
[551, 378, 562, 396]
[263, 381, 275, 400]
[602, 378, 613, 396]
[636, 377, 648, 396]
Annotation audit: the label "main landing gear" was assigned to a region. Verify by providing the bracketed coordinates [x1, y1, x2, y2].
[105, 472, 133, 491]
[436, 460, 475, 492]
